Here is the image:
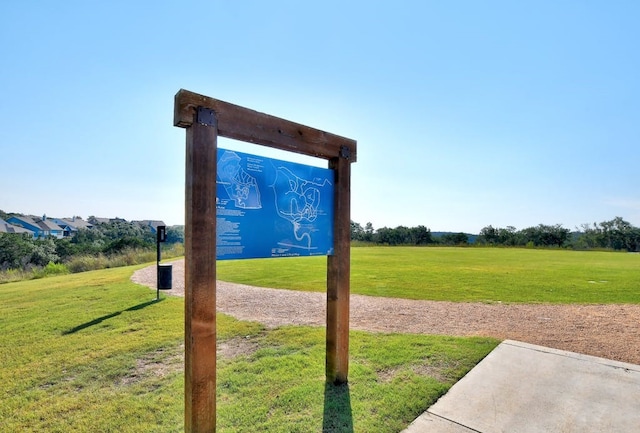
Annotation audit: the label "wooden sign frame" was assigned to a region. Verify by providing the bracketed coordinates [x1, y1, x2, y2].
[174, 89, 357, 432]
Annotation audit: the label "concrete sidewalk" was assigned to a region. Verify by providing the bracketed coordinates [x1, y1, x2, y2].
[402, 340, 640, 432]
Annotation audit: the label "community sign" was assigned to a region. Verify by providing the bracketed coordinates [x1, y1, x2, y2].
[216, 148, 334, 260]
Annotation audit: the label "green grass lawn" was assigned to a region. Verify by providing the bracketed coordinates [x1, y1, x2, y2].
[0, 262, 497, 432]
[4, 247, 636, 431]
[217, 247, 640, 303]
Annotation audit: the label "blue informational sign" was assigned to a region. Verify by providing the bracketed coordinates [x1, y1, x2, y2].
[216, 148, 334, 260]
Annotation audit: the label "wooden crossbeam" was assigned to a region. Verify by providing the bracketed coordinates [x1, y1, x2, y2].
[174, 89, 357, 162]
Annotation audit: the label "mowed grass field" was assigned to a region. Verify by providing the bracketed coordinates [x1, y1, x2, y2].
[217, 247, 640, 304]
[2, 247, 637, 432]
[1, 256, 497, 433]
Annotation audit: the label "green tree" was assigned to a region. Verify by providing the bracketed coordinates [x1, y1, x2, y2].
[499, 226, 519, 246]
[409, 225, 433, 244]
[374, 227, 393, 245]
[440, 232, 469, 246]
[363, 222, 375, 242]
[519, 224, 569, 248]
[71, 227, 106, 254]
[30, 237, 59, 266]
[350, 221, 364, 241]
[166, 225, 184, 244]
[103, 237, 149, 255]
[477, 225, 518, 246]
[0, 233, 34, 269]
[84, 220, 155, 253]
[477, 225, 498, 245]
[600, 217, 637, 251]
[54, 237, 79, 261]
[575, 217, 639, 251]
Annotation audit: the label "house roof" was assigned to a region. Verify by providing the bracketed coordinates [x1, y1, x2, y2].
[134, 220, 166, 230]
[67, 217, 93, 229]
[10, 215, 63, 232]
[91, 217, 112, 224]
[8, 215, 41, 231]
[56, 217, 93, 230]
[38, 218, 63, 231]
[0, 218, 34, 235]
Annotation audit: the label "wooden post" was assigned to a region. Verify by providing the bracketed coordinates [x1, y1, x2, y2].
[326, 155, 351, 383]
[184, 110, 218, 432]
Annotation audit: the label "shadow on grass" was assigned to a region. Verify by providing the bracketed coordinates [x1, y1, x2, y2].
[323, 382, 354, 433]
[62, 298, 163, 335]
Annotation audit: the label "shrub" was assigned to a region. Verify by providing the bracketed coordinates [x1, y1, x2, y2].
[32, 262, 70, 279]
[66, 254, 109, 273]
[3, 242, 185, 282]
[105, 248, 155, 268]
[163, 243, 184, 258]
[0, 268, 31, 284]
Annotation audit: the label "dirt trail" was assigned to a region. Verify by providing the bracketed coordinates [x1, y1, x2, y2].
[132, 259, 640, 365]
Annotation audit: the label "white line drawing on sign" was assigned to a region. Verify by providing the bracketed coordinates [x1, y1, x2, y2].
[271, 166, 332, 251]
[217, 150, 262, 209]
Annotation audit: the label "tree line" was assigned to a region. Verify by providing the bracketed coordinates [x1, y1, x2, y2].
[350, 221, 469, 246]
[351, 216, 640, 251]
[0, 217, 184, 272]
[3, 212, 638, 275]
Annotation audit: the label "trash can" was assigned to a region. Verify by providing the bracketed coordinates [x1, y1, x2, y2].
[158, 264, 173, 290]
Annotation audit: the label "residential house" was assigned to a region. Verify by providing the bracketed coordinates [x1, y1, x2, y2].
[133, 220, 166, 234]
[89, 217, 124, 225]
[49, 217, 94, 237]
[0, 218, 34, 236]
[7, 215, 64, 239]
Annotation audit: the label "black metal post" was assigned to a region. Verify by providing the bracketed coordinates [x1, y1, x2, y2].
[156, 225, 166, 301]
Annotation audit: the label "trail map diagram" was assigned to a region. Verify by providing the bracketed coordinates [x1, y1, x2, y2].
[271, 166, 332, 251]
[217, 150, 262, 209]
[216, 148, 334, 260]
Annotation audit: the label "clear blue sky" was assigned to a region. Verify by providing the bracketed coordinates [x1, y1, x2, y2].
[2, 1, 639, 233]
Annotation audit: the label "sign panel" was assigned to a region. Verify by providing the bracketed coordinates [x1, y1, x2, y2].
[216, 148, 334, 260]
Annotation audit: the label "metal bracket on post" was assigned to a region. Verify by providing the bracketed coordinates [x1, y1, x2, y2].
[339, 145, 351, 160]
[197, 107, 216, 127]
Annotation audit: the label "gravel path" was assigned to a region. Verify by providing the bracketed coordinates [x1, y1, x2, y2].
[132, 259, 640, 365]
